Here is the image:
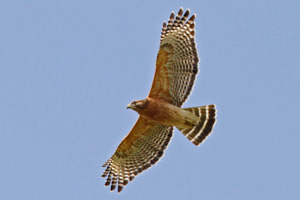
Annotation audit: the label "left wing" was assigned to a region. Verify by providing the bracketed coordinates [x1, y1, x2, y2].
[102, 117, 173, 193]
[148, 8, 199, 107]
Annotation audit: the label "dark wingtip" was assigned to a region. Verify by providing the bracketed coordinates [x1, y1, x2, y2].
[184, 9, 190, 18]
[190, 23, 195, 29]
[163, 21, 166, 27]
[178, 7, 183, 16]
[118, 185, 123, 193]
[110, 184, 116, 191]
[170, 12, 175, 20]
[190, 30, 195, 37]
[129, 175, 135, 181]
[190, 14, 196, 22]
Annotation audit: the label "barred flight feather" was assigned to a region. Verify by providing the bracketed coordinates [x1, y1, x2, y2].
[150, 7, 199, 107]
[102, 122, 173, 193]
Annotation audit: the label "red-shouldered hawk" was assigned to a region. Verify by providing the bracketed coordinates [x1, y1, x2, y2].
[102, 8, 217, 193]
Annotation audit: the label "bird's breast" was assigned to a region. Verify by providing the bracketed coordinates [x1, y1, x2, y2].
[139, 99, 183, 126]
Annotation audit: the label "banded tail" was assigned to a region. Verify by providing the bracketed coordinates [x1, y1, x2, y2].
[177, 105, 217, 146]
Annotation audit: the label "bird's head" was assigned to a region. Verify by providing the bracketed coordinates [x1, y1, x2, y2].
[127, 99, 149, 112]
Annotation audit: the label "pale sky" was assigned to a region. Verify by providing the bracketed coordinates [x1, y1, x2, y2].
[1, 1, 299, 199]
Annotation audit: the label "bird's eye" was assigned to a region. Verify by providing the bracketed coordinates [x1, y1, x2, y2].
[132, 101, 136, 105]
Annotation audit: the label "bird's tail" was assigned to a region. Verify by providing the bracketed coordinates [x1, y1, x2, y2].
[177, 105, 217, 146]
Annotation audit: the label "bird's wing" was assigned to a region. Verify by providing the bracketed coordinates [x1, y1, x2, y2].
[102, 117, 173, 193]
[148, 8, 199, 107]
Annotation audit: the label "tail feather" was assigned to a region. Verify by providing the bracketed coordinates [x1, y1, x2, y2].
[177, 105, 217, 146]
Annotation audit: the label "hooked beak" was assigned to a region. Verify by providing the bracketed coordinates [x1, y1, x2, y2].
[126, 103, 132, 109]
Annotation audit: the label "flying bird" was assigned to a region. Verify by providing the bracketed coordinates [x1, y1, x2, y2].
[102, 8, 217, 193]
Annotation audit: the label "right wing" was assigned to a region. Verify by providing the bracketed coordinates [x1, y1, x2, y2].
[102, 117, 173, 193]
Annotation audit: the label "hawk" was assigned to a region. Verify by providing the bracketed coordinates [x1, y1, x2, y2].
[102, 8, 217, 193]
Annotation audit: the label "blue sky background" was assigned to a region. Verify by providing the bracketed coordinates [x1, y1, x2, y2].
[1, 0, 299, 199]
